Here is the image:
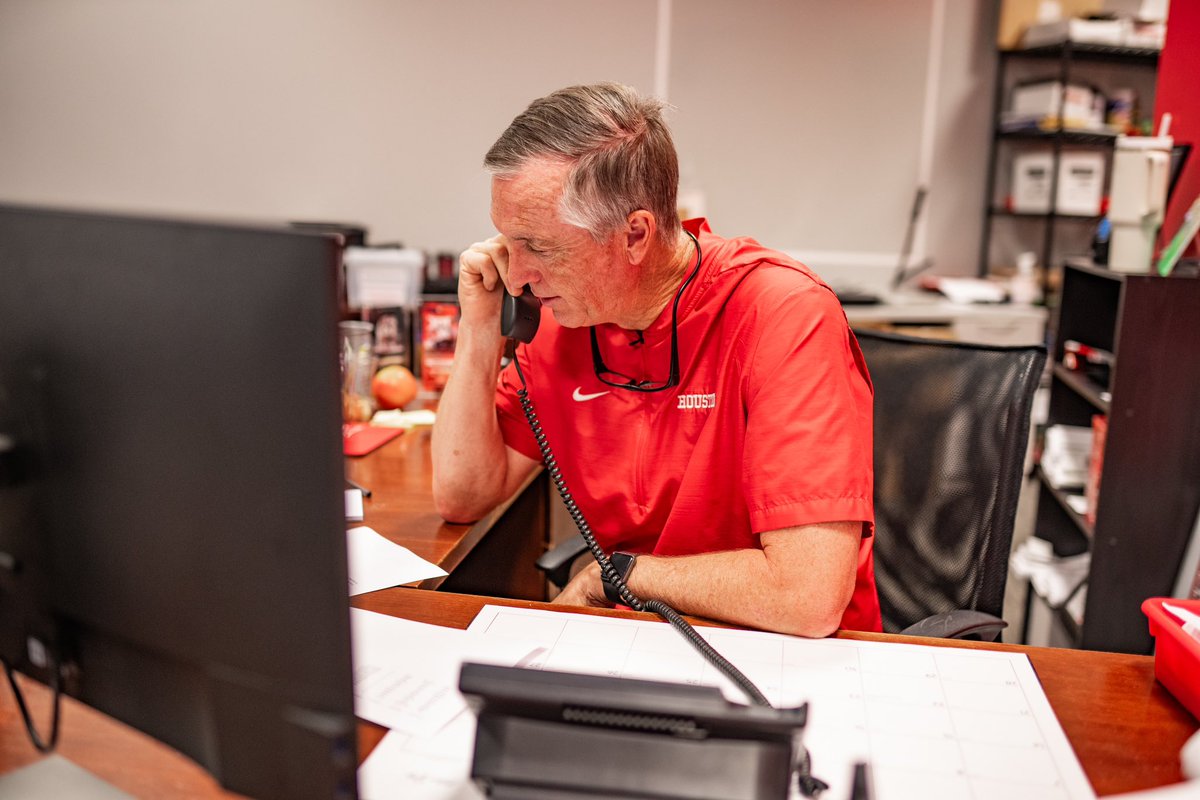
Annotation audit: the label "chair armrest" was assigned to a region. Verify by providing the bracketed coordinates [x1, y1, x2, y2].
[535, 534, 590, 589]
[900, 610, 1008, 641]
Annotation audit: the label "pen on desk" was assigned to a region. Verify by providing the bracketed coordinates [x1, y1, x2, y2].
[345, 477, 372, 498]
[850, 762, 874, 800]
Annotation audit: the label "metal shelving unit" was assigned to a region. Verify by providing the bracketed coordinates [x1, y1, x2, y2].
[979, 42, 1160, 307]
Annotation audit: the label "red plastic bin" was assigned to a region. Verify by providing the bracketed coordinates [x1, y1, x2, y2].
[1143, 597, 1200, 720]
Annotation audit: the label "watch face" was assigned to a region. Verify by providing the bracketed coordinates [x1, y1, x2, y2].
[602, 552, 637, 604]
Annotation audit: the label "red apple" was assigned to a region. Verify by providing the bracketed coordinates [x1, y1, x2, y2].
[371, 365, 418, 410]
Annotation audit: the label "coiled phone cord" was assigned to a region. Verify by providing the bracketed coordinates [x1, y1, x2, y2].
[511, 355, 770, 707]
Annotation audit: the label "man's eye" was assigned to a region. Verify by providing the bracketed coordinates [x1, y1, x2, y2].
[525, 243, 545, 256]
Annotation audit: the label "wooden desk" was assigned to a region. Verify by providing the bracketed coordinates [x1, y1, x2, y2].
[3, 590, 1196, 798]
[345, 426, 549, 600]
[354, 591, 1198, 799]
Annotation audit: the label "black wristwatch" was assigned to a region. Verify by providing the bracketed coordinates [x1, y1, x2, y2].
[601, 551, 638, 604]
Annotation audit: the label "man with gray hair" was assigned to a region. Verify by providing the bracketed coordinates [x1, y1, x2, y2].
[432, 83, 880, 636]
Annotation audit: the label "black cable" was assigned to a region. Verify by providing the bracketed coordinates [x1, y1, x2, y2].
[3, 655, 62, 753]
[796, 747, 830, 797]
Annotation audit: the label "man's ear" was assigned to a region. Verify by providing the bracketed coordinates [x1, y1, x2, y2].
[623, 210, 657, 265]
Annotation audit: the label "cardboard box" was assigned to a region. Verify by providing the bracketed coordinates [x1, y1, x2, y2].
[1009, 81, 1106, 130]
[997, 0, 1103, 49]
[1022, 17, 1125, 48]
[420, 301, 460, 392]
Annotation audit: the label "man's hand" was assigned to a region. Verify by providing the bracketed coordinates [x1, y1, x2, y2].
[457, 235, 513, 329]
[551, 561, 612, 608]
[432, 233, 539, 523]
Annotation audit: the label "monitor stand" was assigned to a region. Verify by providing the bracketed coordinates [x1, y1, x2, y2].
[0, 756, 133, 799]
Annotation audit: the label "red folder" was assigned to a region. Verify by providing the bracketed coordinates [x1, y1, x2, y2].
[342, 424, 403, 457]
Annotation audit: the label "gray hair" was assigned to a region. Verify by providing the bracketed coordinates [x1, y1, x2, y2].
[484, 83, 681, 244]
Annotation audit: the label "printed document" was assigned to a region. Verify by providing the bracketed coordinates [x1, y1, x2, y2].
[350, 608, 533, 734]
[463, 605, 1097, 800]
[358, 719, 483, 800]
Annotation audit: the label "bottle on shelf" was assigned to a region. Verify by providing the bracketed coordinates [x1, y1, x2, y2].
[1091, 218, 1112, 265]
[1010, 251, 1041, 305]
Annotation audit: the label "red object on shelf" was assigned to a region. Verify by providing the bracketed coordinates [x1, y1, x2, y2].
[1142, 597, 1200, 720]
[342, 423, 403, 457]
[1085, 414, 1107, 526]
[420, 301, 460, 393]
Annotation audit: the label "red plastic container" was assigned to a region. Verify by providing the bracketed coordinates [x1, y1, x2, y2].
[1143, 597, 1200, 720]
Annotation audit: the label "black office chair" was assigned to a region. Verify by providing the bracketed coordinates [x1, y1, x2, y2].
[856, 329, 1045, 640]
[538, 329, 1045, 642]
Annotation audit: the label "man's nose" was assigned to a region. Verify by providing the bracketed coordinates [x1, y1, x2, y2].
[505, 253, 539, 292]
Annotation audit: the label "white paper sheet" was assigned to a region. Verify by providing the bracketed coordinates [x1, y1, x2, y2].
[346, 526, 446, 595]
[935, 276, 1008, 304]
[350, 609, 534, 735]
[1106, 781, 1200, 799]
[465, 605, 1097, 800]
[371, 409, 437, 429]
[358, 719, 483, 800]
[1163, 602, 1200, 644]
[345, 489, 364, 522]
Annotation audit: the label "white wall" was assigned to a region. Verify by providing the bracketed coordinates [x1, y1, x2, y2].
[671, 1, 932, 254]
[0, 0, 997, 274]
[927, 2, 1000, 274]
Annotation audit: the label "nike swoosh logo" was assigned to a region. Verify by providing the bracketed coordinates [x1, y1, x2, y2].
[572, 387, 610, 402]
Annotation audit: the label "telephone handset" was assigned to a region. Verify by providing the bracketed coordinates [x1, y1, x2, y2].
[500, 285, 540, 343]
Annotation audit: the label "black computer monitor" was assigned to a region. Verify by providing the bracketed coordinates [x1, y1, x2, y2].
[0, 204, 357, 799]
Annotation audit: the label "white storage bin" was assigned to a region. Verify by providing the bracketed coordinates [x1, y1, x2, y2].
[1012, 152, 1054, 213]
[1057, 151, 1106, 215]
[1012, 150, 1105, 215]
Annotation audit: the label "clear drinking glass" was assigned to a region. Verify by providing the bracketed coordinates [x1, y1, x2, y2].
[339, 321, 376, 423]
